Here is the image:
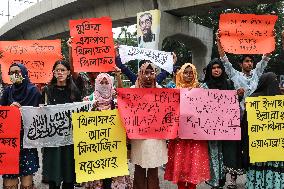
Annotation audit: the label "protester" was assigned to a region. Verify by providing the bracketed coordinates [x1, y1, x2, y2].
[130, 61, 167, 189]
[164, 63, 210, 189]
[216, 29, 274, 187]
[242, 72, 284, 189]
[216, 31, 272, 112]
[42, 60, 81, 189]
[201, 58, 244, 189]
[0, 63, 41, 189]
[115, 49, 177, 86]
[84, 70, 132, 189]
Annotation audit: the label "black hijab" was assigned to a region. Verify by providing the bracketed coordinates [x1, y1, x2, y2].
[204, 58, 229, 90]
[0, 63, 41, 106]
[251, 72, 281, 97]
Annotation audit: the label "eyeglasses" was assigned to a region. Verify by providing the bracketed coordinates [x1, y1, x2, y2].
[53, 69, 68, 73]
[9, 70, 21, 75]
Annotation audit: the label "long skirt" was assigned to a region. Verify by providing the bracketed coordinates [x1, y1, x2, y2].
[131, 139, 167, 168]
[164, 139, 210, 184]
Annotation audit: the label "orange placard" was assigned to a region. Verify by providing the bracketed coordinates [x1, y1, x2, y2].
[219, 13, 278, 54]
[0, 106, 21, 174]
[117, 88, 180, 139]
[0, 40, 62, 84]
[69, 17, 115, 72]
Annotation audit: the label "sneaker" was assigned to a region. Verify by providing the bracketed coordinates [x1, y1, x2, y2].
[227, 176, 237, 189]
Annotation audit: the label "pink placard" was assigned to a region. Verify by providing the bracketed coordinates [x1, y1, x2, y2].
[179, 88, 241, 140]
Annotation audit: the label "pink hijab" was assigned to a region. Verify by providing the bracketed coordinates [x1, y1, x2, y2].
[92, 73, 115, 110]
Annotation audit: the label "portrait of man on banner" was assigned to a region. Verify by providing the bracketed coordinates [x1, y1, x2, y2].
[137, 9, 161, 50]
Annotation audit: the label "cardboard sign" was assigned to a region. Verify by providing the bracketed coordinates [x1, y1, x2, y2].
[246, 96, 284, 163]
[70, 17, 115, 72]
[72, 110, 128, 183]
[117, 88, 180, 139]
[0, 107, 21, 174]
[219, 13, 277, 54]
[0, 40, 62, 83]
[179, 88, 241, 140]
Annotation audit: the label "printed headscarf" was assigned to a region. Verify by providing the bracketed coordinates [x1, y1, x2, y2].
[135, 62, 157, 88]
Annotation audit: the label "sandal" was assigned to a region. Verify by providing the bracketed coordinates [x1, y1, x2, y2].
[227, 174, 237, 189]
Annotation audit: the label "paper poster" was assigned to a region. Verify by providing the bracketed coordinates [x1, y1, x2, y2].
[119, 45, 173, 73]
[246, 96, 284, 163]
[70, 17, 115, 72]
[72, 109, 128, 183]
[0, 40, 62, 83]
[179, 88, 241, 140]
[219, 13, 277, 54]
[137, 9, 161, 50]
[117, 88, 179, 139]
[0, 107, 21, 174]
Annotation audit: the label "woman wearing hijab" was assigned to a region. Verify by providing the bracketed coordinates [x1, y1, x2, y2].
[243, 72, 284, 189]
[1, 63, 41, 189]
[85, 70, 132, 189]
[164, 63, 210, 189]
[131, 61, 168, 189]
[201, 58, 243, 189]
[89, 73, 117, 110]
[42, 60, 81, 189]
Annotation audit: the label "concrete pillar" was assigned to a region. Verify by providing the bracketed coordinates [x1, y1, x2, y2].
[159, 11, 213, 77]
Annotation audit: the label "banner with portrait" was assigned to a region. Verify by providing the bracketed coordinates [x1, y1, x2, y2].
[137, 9, 161, 50]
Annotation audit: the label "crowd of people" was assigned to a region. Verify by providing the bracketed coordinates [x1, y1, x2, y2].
[0, 24, 284, 189]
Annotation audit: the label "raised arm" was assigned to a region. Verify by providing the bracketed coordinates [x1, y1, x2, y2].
[216, 32, 239, 79]
[254, 30, 277, 77]
[114, 44, 137, 84]
[114, 66, 123, 88]
[115, 56, 137, 85]
[254, 55, 270, 78]
[67, 37, 79, 80]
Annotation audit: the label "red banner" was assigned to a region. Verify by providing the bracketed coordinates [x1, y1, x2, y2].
[219, 13, 277, 54]
[0, 106, 21, 174]
[69, 17, 115, 72]
[117, 88, 180, 139]
[0, 40, 62, 84]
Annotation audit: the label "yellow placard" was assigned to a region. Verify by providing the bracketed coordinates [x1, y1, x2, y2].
[72, 109, 129, 183]
[246, 95, 284, 163]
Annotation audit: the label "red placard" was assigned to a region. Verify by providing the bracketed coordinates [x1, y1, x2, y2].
[117, 88, 180, 139]
[219, 13, 278, 54]
[69, 17, 115, 72]
[0, 40, 62, 84]
[0, 106, 21, 174]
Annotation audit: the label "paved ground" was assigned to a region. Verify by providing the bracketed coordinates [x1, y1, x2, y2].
[1, 151, 246, 188]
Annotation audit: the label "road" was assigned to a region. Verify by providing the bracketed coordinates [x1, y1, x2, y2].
[1, 151, 246, 189]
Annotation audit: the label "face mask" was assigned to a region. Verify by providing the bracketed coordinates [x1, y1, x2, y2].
[96, 84, 112, 98]
[10, 73, 24, 84]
